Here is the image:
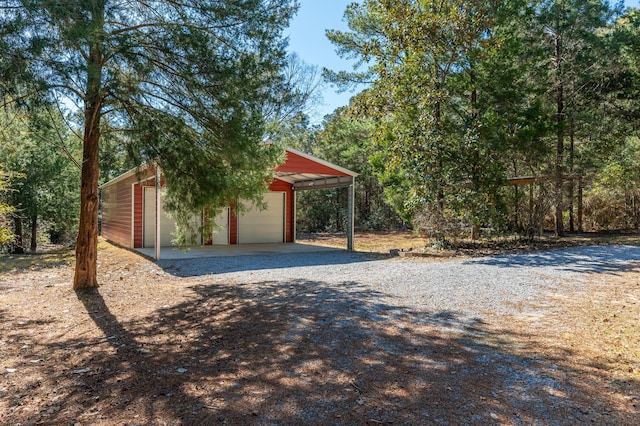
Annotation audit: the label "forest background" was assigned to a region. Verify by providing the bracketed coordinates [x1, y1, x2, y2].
[1, 0, 640, 260]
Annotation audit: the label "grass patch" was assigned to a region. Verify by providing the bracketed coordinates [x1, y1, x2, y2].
[0, 247, 75, 273]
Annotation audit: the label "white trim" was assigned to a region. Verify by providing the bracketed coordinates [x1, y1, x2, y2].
[130, 183, 135, 248]
[155, 165, 161, 260]
[137, 175, 156, 185]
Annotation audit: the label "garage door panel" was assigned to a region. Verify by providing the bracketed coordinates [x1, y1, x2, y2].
[238, 192, 285, 243]
[144, 188, 175, 247]
[211, 208, 229, 245]
[143, 188, 200, 247]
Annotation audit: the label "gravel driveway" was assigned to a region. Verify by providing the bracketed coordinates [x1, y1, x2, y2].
[162, 244, 640, 324]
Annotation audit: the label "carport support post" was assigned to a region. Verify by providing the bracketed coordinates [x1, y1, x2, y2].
[293, 189, 297, 243]
[155, 165, 161, 260]
[347, 180, 355, 251]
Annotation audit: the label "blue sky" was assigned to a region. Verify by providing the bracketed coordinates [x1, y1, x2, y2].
[286, 0, 640, 123]
[286, 1, 355, 122]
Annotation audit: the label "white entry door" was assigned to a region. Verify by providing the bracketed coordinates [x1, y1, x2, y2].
[238, 192, 285, 243]
[143, 187, 177, 248]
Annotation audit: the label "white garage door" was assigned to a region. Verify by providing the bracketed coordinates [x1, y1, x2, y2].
[211, 208, 229, 245]
[143, 187, 177, 248]
[238, 192, 285, 244]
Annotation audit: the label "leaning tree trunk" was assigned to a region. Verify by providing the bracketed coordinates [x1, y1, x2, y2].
[74, 10, 104, 290]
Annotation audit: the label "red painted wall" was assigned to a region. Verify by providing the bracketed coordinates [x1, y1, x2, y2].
[229, 203, 238, 244]
[269, 178, 294, 242]
[101, 167, 154, 249]
[133, 184, 143, 248]
[275, 150, 350, 176]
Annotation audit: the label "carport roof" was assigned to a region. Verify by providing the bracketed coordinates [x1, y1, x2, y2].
[275, 148, 358, 191]
[100, 147, 358, 190]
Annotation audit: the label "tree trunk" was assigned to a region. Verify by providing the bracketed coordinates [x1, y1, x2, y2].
[568, 118, 575, 233]
[74, 103, 101, 289]
[12, 215, 24, 254]
[554, 32, 565, 237]
[577, 177, 583, 232]
[30, 213, 37, 252]
[74, 5, 104, 290]
[471, 223, 480, 240]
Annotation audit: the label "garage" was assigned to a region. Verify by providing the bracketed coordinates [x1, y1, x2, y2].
[100, 147, 358, 259]
[237, 192, 285, 243]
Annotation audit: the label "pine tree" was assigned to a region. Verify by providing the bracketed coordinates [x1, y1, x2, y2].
[0, 0, 298, 288]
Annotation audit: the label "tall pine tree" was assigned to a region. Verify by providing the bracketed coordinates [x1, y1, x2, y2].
[0, 0, 298, 288]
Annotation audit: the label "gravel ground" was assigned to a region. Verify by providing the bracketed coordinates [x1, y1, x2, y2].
[161, 244, 640, 324]
[2, 242, 639, 425]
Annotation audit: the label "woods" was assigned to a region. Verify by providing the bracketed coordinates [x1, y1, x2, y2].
[325, 0, 640, 240]
[1, 0, 639, 282]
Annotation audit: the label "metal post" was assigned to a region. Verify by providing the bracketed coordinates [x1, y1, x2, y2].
[577, 176, 583, 233]
[347, 179, 355, 251]
[293, 188, 297, 243]
[155, 164, 161, 260]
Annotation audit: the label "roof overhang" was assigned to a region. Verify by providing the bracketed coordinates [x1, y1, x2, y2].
[100, 147, 358, 191]
[274, 147, 358, 191]
[99, 165, 154, 189]
[276, 172, 355, 190]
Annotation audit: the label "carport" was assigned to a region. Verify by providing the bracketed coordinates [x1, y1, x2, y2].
[273, 147, 357, 251]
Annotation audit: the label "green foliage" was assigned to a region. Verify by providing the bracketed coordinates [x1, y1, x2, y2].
[295, 109, 402, 232]
[326, 0, 638, 238]
[607, 7, 640, 129]
[584, 137, 640, 230]
[327, 0, 512, 235]
[0, 0, 299, 254]
[0, 169, 15, 251]
[0, 105, 81, 247]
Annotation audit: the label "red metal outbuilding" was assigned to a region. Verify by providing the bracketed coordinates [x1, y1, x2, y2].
[100, 148, 357, 259]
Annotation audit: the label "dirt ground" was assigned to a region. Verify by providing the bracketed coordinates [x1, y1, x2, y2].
[1, 232, 639, 425]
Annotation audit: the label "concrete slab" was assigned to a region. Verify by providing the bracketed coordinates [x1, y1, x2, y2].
[135, 243, 344, 260]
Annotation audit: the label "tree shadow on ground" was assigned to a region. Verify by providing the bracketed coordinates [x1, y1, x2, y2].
[2, 278, 638, 425]
[158, 250, 381, 277]
[465, 244, 640, 275]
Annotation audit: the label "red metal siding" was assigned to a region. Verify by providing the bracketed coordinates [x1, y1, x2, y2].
[229, 204, 238, 244]
[134, 179, 158, 248]
[133, 184, 143, 248]
[104, 151, 347, 248]
[101, 175, 135, 247]
[102, 167, 154, 249]
[275, 151, 350, 176]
